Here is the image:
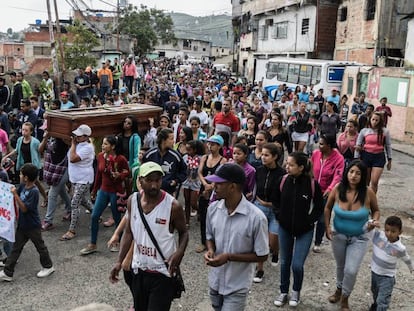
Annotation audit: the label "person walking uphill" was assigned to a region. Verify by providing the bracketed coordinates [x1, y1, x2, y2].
[110, 162, 188, 311]
[204, 163, 269, 311]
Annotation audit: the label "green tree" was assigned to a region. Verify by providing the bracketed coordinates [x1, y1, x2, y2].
[63, 19, 100, 70]
[119, 4, 176, 56]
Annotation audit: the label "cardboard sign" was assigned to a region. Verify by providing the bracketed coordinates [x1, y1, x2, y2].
[0, 181, 16, 242]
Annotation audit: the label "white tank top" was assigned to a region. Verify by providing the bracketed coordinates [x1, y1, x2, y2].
[130, 191, 176, 277]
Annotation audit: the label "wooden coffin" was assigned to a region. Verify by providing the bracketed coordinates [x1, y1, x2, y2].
[46, 104, 162, 139]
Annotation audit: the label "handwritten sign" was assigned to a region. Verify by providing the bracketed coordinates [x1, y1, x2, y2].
[0, 181, 16, 242]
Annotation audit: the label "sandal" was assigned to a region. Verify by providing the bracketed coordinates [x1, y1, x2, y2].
[40, 200, 48, 208]
[103, 217, 115, 227]
[60, 231, 76, 241]
[195, 244, 206, 253]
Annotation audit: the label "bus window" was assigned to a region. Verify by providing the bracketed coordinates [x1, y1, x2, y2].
[299, 65, 312, 85]
[278, 63, 288, 81]
[311, 66, 321, 85]
[287, 64, 300, 84]
[266, 62, 278, 79]
[327, 66, 345, 82]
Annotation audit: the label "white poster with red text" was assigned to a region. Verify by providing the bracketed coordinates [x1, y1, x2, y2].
[0, 181, 16, 242]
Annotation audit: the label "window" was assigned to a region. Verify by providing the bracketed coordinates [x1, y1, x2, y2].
[299, 64, 312, 85]
[203, 48, 206, 52]
[222, 49, 224, 52]
[33, 46, 51, 56]
[216, 48, 219, 52]
[266, 62, 278, 79]
[193, 46, 198, 51]
[259, 25, 269, 40]
[339, 7, 347, 22]
[366, 0, 376, 20]
[311, 66, 321, 85]
[301, 18, 309, 35]
[183, 40, 191, 50]
[347, 77, 354, 95]
[287, 64, 300, 84]
[272, 22, 288, 39]
[277, 63, 288, 81]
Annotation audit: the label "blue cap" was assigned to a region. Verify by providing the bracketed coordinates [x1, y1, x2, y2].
[120, 87, 127, 93]
[206, 135, 224, 146]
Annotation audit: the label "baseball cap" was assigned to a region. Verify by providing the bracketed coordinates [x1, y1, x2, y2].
[72, 124, 92, 137]
[332, 87, 338, 92]
[60, 91, 68, 97]
[206, 135, 224, 146]
[205, 163, 246, 185]
[112, 89, 119, 95]
[120, 87, 127, 93]
[139, 162, 165, 177]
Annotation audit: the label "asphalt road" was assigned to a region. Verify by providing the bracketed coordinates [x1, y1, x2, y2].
[1, 150, 414, 311]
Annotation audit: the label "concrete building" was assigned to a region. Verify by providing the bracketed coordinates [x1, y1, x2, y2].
[404, 15, 414, 67]
[232, 0, 339, 81]
[153, 37, 211, 61]
[211, 46, 231, 59]
[335, 0, 414, 66]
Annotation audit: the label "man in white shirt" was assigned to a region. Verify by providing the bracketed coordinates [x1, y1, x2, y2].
[189, 99, 209, 132]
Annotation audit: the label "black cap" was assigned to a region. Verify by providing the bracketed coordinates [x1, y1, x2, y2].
[205, 163, 246, 185]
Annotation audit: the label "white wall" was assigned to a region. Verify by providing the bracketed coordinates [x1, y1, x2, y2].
[405, 19, 414, 67]
[256, 5, 317, 54]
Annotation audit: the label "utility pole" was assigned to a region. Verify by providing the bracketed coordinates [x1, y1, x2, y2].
[117, 0, 120, 52]
[46, 0, 60, 92]
[53, 0, 66, 86]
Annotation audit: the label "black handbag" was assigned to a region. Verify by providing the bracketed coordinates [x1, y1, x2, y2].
[135, 193, 185, 299]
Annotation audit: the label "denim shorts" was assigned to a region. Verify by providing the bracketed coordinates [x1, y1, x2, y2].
[254, 200, 279, 235]
[361, 151, 386, 168]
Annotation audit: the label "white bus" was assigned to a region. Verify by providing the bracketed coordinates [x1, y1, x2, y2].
[262, 58, 359, 99]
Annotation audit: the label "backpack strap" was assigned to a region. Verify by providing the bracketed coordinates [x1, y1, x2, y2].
[279, 174, 288, 192]
[280, 173, 315, 199]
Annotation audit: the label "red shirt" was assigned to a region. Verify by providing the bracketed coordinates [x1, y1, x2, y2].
[213, 112, 240, 134]
[93, 153, 130, 194]
[375, 105, 392, 126]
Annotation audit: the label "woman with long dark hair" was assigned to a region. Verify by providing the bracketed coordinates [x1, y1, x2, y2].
[117, 115, 141, 168]
[80, 135, 129, 255]
[274, 152, 324, 307]
[355, 112, 392, 193]
[248, 130, 268, 170]
[253, 143, 285, 283]
[324, 160, 380, 311]
[268, 112, 292, 165]
[288, 102, 313, 153]
[337, 119, 358, 166]
[311, 134, 345, 253]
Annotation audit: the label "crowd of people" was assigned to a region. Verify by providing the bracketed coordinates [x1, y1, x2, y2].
[0, 56, 412, 311]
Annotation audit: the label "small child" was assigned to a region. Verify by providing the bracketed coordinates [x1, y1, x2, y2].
[0, 163, 55, 282]
[182, 140, 205, 226]
[370, 216, 413, 311]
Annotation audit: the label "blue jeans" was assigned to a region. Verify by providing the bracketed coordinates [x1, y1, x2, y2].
[314, 198, 327, 245]
[91, 190, 120, 245]
[331, 231, 369, 296]
[44, 169, 71, 223]
[99, 86, 110, 102]
[254, 200, 279, 234]
[210, 288, 248, 311]
[279, 226, 313, 293]
[371, 271, 395, 311]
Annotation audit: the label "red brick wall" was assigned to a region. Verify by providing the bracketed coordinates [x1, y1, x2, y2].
[316, 3, 339, 58]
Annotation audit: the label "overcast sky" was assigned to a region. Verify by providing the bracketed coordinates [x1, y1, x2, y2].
[2, 0, 232, 32]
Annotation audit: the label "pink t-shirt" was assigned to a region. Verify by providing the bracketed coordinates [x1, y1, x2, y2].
[0, 128, 8, 154]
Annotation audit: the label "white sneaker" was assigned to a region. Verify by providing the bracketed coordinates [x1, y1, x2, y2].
[253, 270, 264, 283]
[289, 290, 300, 307]
[0, 270, 13, 282]
[313, 245, 322, 253]
[274, 293, 288, 307]
[37, 266, 55, 278]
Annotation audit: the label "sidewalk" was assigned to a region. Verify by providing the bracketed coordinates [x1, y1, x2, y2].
[392, 139, 414, 158]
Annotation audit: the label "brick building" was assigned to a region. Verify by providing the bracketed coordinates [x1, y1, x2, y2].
[335, 0, 414, 66]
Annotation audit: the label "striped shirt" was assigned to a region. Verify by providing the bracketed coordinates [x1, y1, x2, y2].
[371, 229, 413, 277]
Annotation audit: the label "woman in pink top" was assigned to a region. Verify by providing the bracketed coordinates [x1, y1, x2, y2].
[337, 119, 358, 166]
[311, 134, 345, 252]
[355, 112, 392, 193]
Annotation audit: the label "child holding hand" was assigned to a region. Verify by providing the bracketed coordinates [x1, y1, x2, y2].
[370, 216, 413, 310]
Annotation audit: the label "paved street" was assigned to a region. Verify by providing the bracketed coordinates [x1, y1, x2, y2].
[1, 149, 414, 311]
